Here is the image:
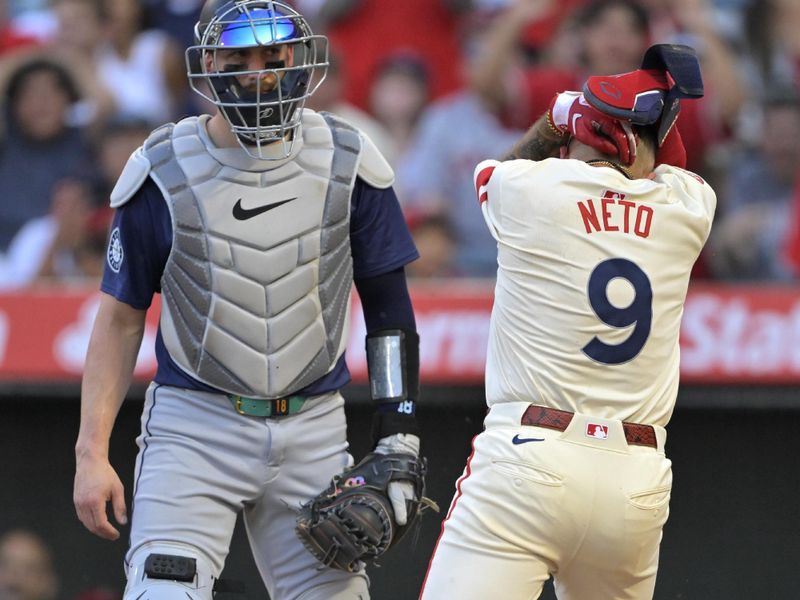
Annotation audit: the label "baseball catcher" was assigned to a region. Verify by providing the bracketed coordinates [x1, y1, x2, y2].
[73, 1, 434, 599]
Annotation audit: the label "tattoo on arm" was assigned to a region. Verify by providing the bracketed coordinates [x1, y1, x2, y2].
[503, 135, 561, 161]
[502, 115, 564, 162]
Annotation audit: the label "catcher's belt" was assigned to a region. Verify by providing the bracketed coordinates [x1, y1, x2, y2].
[227, 394, 306, 417]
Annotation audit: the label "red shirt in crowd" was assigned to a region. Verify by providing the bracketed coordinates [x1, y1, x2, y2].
[325, 0, 463, 110]
[0, 26, 39, 55]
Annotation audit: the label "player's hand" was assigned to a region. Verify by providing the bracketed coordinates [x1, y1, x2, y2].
[374, 433, 420, 526]
[548, 92, 638, 166]
[74, 453, 127, 540]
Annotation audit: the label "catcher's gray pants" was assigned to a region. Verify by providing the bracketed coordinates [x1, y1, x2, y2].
[126, 383, 369, 600]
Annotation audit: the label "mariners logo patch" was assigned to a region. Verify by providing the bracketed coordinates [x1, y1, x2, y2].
[107, 227, 124, 273]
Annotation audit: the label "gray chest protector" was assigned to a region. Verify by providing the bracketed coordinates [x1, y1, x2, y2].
[143, 112, 362, 398]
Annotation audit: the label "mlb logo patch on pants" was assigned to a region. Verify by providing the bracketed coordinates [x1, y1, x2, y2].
[586, 423, 609, 440]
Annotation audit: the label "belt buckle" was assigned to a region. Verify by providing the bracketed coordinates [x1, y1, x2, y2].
[233, 396, 246, 416]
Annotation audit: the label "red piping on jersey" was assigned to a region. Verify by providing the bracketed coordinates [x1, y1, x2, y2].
[418, 434, 479, 599]
[475, 166, 496, 204]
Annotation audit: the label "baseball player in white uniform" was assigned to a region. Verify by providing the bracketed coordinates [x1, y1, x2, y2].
[73, 2, 427, 599]
[420, 45, 716, 600]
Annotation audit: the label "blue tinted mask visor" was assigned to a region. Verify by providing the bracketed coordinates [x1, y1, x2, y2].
[218, 9, 296, 46]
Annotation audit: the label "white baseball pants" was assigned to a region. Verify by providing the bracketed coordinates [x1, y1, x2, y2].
[420, 402, 671, 600]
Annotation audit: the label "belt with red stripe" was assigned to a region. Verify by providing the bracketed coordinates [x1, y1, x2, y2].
[521, 405, 657, 449]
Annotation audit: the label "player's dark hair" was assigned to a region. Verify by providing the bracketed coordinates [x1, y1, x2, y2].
[633, 123, 658, 155]
[578, 0, 650, 36]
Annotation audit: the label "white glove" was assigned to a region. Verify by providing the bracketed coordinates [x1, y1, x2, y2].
[374, 433, 420, 526]
[548, 91, 638, 166]
[549, 90, 583, 132]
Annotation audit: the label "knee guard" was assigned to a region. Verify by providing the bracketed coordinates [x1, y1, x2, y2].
[123, 544, 216, 600]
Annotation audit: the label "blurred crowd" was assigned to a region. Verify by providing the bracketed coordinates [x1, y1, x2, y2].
[0, 528, 119, 600]
[0, 0, 798, 288]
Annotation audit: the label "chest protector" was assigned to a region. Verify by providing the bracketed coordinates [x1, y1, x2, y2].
[142, 112, 362, 398]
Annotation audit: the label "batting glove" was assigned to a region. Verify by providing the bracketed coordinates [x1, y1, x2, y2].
[547, 92, 638, 166]
[654, 125, 686, 169]
[374, 433, 420, 526]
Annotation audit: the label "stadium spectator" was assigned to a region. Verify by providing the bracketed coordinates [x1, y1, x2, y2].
[0, 529, 58, 600]
[0, 58, 93, 253]
[471, 0, 650, 128]
[707, 88, 800, 280]
[0, 118, 150, 290]
[318, 0, 466, 110]
[48, 0, 116, 127]
[96, 0, 187, 125]
[741, 0, 800, 94]
[95, 117, 152, 195]
[0, 177, 109, 290]
[367, 51, 430, 164]
[396, 18, 522, 278]
[638, 0, 747, 170]
[781, 180, 800, 278]
[471, 0, 744, 173]
[405, 214, 459, 279]
[729, 0, 800, 147]
[141, 0, 204, 51]
[305, 52, 398, 166]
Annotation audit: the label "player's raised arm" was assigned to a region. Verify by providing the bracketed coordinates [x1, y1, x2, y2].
[504, 92, 638, 163]
[74, 293, 146, 540]
[501, 111, 564, 162]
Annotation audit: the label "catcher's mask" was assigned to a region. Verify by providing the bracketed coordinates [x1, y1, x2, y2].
[582, 44, 704, 146]
[187, 0, 328, 159]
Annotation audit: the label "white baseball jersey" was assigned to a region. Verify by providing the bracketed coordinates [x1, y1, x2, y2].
[475, 158, 716, 426]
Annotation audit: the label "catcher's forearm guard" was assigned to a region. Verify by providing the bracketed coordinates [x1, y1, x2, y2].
[295, 451, 434, 573]
[366, 328, 419, 404]
[366, 328, 421, 442]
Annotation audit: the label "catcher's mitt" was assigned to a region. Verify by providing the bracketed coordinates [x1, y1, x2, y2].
[295, 452, 435, 572]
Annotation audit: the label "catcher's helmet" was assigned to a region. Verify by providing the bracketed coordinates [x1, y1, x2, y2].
[187, 0, 328, 159]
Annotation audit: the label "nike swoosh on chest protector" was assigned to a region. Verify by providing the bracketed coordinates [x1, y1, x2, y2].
[232, 197, 297, 220]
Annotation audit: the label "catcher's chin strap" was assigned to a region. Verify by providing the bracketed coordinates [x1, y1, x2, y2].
[366, 328, 421, 444]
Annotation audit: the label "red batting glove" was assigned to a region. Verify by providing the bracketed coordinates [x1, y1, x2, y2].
[654, 125, 686, 169]
[547, 92, 638, 166]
